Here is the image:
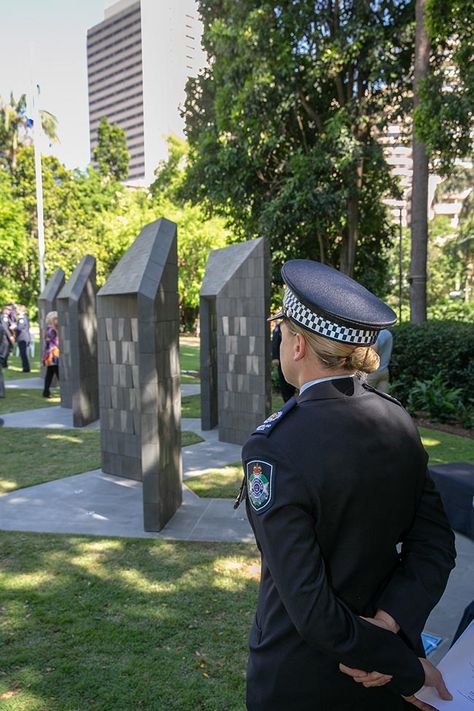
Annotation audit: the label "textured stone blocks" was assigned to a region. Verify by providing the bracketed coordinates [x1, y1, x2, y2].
[97, 218, 181, 532]
[57, 255, 98, 426]
[200, 238, 271, 445]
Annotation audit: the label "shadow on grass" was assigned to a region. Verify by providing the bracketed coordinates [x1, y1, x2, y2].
[0, 532, 259, 710]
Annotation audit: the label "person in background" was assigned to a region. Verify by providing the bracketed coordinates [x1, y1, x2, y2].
[366, 328, 393, 393]
[0, 317, 10, 399]
[1, 306, 15, 368]
[42, 311, 59, 398]
[15, 305, 31, 373]
[271, 321, 296, 402]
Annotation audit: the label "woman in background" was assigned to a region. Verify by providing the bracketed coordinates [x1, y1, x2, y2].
[42, 311, 59, 398]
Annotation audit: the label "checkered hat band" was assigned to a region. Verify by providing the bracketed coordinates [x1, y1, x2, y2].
[283, 287, 377, 345]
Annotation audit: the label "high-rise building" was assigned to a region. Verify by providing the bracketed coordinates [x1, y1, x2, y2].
[87, 0, 206, 185]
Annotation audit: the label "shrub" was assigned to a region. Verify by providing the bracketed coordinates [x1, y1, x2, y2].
[390, 321, 474, 407]
[406, 374, 464, 422]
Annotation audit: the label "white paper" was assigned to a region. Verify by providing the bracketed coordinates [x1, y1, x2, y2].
[416, 620, 474, 710]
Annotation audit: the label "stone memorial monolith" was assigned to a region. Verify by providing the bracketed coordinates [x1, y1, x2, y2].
[57, 255, 98, 426]
[200, 237, 271, 445]
[97, 218, 181, 531]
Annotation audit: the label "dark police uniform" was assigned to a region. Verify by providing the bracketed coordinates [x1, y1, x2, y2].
[238, 260, 456, 711]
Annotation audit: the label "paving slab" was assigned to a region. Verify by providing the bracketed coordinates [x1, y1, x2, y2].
[5, 378, 200, 394]
[5, 377, 44, 389]
[1, 385, 202, 430]
[0, 469, 253, 543]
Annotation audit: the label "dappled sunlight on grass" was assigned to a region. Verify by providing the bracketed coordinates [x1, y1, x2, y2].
[45, 433, 85, 444]
[212, 557, 261, 592]
[0, 479, 17, 493]
[0, 532, 259, 710]
[3, 571, 57, 590]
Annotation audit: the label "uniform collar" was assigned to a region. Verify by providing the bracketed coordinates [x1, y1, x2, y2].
[299, 374, 354, 394]
[297, 376, 363, 403]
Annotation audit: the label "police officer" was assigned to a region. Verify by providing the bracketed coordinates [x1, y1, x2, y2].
[237, 260, 455, 711]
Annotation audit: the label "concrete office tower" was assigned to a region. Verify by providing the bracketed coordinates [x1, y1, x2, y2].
[87, 0, 206, 185]
[97, 218, 181, 532]
[200, 238, 272, 446]
[57, 256, 99, 427]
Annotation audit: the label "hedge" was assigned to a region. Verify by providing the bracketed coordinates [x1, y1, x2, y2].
[390, 321, 474, 406]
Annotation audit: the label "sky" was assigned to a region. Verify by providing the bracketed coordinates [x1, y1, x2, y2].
[0, 0, 106, 171]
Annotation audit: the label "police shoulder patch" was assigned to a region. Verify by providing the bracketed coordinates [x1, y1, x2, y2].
[247, 459, 274, 513]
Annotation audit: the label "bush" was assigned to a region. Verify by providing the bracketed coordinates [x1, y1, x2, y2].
[406, 374, 464, 422]
[390, 320, 474, 407]
[427, 299, 474, 322]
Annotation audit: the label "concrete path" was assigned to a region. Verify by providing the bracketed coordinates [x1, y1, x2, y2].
[0, 469, 252, 543]
[5, 376, 44, 389]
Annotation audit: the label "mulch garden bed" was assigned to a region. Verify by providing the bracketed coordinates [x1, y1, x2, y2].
[415, 417, 474, 440]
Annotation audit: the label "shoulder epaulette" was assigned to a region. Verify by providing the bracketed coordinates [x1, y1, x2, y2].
[362, 382, 403, 407]
[251, 396, 298, 437]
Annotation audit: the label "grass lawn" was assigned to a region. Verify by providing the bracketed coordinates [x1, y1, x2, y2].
[0, 389, 60, 415]
[0, 429, 203, 494]
[186, 463, 243, 499]
[2, 340, 41, 381]
[180, 342, 200, 374]
[182, 394, 201, 418]
[0, 531, 259, 711]
[419, 427, 474, 465]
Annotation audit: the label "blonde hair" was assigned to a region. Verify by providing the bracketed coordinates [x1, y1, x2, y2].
[45, 311, 58, 325]
[285, 319, 380, 374]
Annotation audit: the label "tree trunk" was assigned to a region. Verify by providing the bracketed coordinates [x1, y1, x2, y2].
[410, 0, 430, 323]
[340, 159, 363, 276]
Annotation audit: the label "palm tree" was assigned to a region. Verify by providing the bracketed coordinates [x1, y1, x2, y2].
[0, 92, 58, 172]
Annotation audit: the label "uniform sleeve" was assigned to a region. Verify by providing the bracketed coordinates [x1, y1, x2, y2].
[244, 438, 425, 697]
[376, 470, 456, 649]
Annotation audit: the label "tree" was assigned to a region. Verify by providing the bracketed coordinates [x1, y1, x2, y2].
[0, 93, 58, 172]
[184, 1, 414, 286]
[0, 166, 29, 305]
[151, 136, 229, 328]
[410, 0, 430, 323]
[415, 0, 474, 173]
[93, 117, 130, 181]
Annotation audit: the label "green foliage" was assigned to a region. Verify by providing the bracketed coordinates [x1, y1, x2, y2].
[416, 0, 474, 172]
[390, 321, 474, 408]
[184, 0, 414, 284]
[93, 117, 130, 181]
[406, 374, 465, 422]
[151, 136, 229, 326]
[427, 299, 474, 321]
[0, 167, 28, 305]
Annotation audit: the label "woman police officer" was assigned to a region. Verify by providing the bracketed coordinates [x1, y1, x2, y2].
[237, 260, 455, 711]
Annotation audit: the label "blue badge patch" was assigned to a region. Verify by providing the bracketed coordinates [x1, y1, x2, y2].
[247, 460, 273, 513]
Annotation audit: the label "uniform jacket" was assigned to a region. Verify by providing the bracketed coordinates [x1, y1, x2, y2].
[15, 314, 31, 343]
[242, 377, 455, 711]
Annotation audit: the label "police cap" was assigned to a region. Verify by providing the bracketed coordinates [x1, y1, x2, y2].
[270, 260, 396, 346]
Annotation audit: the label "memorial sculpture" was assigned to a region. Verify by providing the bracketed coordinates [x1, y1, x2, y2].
[97, 218, 181, 532]
[57, 255, 99, 426]
[37, 268, 65, 375]
[200, 237, 271, 445]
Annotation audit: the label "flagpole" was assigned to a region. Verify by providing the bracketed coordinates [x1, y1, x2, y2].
[31, 83, 45, 293]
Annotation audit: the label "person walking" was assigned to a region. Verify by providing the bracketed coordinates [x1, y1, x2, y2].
[42, 311, 60, 398]
[236, 260, 455, 711]
[15, 305, 31, 373]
